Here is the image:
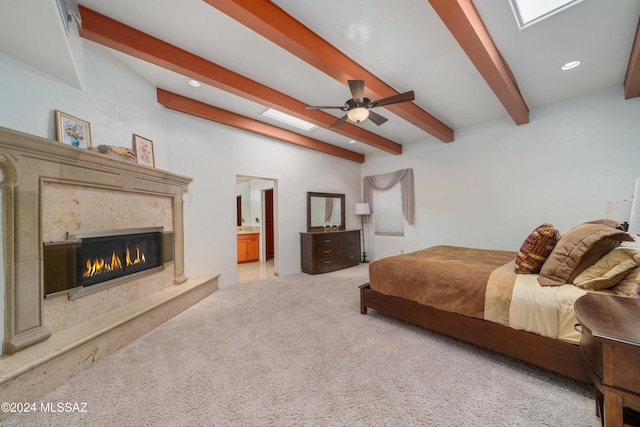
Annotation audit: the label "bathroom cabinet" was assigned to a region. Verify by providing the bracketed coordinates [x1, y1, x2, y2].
[237, 233, 259, 263]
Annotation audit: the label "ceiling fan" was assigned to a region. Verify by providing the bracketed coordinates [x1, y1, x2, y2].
[306, 80, 415, 128]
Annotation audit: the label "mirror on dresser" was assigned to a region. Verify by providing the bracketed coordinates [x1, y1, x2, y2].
[307, 192, 346, 232]
[302, 191, 360, 274]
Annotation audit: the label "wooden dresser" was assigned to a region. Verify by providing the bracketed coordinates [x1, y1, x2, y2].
[300, 230, 360, 274]
[574, 293, 640, 426]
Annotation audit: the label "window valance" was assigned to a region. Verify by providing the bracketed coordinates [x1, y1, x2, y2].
[363, 168, 415, 225]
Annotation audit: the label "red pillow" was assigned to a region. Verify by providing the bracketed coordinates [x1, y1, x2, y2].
[515, 223, 561, 274]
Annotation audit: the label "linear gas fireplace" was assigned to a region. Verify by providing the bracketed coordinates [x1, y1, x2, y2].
[44, 227, 173, 298]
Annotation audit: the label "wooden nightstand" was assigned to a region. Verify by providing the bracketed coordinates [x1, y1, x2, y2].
[574, 293, 640, 426]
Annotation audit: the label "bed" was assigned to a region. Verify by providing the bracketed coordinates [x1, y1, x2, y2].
[360, 221, 640, 383]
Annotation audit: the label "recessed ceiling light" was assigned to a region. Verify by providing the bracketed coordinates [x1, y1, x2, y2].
[188, 79, 201, 87]
[348, 139, 357, 144]
[561, 60, 581, 71]
[261, 108, 318, 131]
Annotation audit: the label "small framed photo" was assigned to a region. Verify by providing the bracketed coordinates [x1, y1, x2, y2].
[55, 110, 92, 149]
[133, 134, 155, 167]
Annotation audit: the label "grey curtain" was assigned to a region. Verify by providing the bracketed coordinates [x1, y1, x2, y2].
[325, 198, 334, 223]
[363, 168, 415, 225]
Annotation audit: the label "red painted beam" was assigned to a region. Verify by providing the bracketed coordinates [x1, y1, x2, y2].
[78, 5, 401, 156]
[203, 0, 454, 142]
[157, 89, 365, 163]
[428, 0, 529, 125]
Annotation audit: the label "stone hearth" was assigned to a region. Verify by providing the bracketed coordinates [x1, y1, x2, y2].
[0, 126, 217, 417]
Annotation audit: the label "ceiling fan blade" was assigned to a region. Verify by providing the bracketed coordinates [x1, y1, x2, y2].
[348, 80, 365, 102]
[330, 115, 349, 128]
[367, 110, 388, 126]
[306, 105, 344, 110]
[371, 91, 415, 108]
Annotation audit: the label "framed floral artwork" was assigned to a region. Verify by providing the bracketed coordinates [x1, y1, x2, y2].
[133, 134, 155, 167]
[55, 110, 92, 149]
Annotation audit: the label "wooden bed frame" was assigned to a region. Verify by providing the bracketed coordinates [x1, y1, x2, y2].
[359, 283, 591, 383]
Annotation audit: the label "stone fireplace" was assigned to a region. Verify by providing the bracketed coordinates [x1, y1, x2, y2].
[0, 126, 218, 414]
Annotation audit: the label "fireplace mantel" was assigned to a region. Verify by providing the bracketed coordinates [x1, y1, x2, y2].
[0, 126, 192, 354]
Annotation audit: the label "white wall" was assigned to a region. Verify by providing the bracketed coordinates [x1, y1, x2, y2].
[166, 111, 362, 287]
[362, 87, 640, 260]
[0, 44, 169, 168]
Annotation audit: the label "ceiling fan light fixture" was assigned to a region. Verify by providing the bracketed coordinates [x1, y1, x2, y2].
[347, 107, 369, 123]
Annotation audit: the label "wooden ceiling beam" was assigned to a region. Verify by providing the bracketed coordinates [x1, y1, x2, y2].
[202, 0, 454, 142]
[428, 0, 529, 125]
[157, 89, 365, 163]
[624, 18, 640, 100]
[77, 5, 401, 156]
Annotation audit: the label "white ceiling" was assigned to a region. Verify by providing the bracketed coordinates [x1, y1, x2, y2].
[1, 0, 639, 159]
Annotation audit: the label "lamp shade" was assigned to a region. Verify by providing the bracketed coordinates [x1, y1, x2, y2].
[347, 107, 369, 123]
[628, 178, 640, 234]
[605, 200, 632, 224]
[354, 203, 370, 215]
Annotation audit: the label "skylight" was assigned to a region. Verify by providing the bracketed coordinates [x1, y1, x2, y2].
[561, 60, 580, 71]
[509, 0, 584, 29]
[261, 108, 318, 131]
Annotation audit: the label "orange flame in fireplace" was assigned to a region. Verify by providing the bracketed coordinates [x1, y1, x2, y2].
[126, 245, 146, 266]
[83, 251, 124, 278]
[83, 245, 148, 279]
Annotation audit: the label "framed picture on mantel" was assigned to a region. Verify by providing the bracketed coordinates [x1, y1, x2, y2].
[55, 110, 92, 149]
[133, 134, 155, 167]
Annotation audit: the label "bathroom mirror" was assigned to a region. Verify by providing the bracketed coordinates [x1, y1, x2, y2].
[307, 192, 345, 232]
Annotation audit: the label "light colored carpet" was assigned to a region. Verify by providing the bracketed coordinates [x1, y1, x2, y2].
[4, 264, 599, 426]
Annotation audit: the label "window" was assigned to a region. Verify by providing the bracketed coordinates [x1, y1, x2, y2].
[510, 0, 583, 29]
[373, 184, 404, 236]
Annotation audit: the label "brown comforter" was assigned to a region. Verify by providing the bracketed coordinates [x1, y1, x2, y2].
[368, 245, 517, 319]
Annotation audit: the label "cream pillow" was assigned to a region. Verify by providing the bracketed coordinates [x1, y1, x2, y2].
[612, 265, 640, 297]
[573, 247, 640, 290]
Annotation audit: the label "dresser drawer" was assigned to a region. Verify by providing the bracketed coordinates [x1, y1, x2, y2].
[313, 236, 340, 252]
[313, 254, 343, 273]
[341, 252, 360, 268]
[342, 240, 359, 254]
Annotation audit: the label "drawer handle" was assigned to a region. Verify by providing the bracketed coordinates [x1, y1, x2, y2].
[324, 261, 332, 264]
[324, 250, 332, 253]
[574, 323, 583, 334]
[324, 239, 331, 243]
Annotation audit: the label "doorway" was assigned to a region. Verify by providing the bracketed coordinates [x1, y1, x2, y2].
[236, 176, 276, 283]
[264, 188, 274, 260]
